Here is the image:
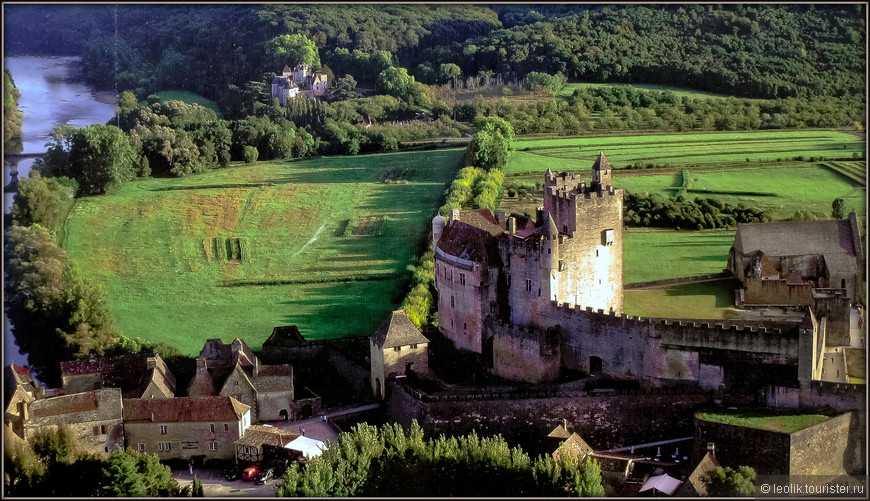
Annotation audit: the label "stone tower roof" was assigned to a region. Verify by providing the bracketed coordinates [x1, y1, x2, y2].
[592, 151, 612, 172]
[676, 452, 720, 496]
[553, 433, 595, 464]
[372, 310, 429, 349]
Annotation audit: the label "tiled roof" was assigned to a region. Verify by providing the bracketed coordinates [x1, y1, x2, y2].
[372, 310, 429, 349]
[252, 376, 293, 393]
[235, 424, 299, 448]
[28, 388, 122, 422]
[436, 220, 497, 263]
[124, 396, 250, 423]
[458, 209, 504, 236]
[60, 353, 144, 376]
[187, 366, 217, 397]
[547, 423, 571, 439]
[5, 364, 38, 405]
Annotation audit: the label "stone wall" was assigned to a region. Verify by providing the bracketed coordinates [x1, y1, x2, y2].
[693, 417, 791, 474]
[23, 388, 124, 457]
[257, 391, 295, 422]
[789, 412, 858, 480]
[387, 380, 711, 456]
[744, 278, 813, 306]
[323, 346, 370, 398]
[488, 321, 559, 383]
[799, 381, 866, 412]
[125, 416, 247, 461]
[434, 255, 491, 353]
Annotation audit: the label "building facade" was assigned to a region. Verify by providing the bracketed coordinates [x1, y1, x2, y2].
[22, 388, 124, 456]
[123, 396, 251, 462]
[370, 310, 430, 399]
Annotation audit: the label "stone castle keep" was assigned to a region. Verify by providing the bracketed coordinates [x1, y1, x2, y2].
[432, 154, 863, 393]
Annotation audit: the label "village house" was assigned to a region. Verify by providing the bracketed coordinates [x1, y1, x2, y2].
[271, 65, 300, 105]
[234, 424, 299, 466]
[369, 310, 430, 399]
[187, 338, 295, 422]
[4, 364, 45, 439]
[270, 63, 328, 104]
[59, 352, 176, 399]
[21, 388, 124, 456]
[291, 63, 328, 96]
[123, 396, 251, 464]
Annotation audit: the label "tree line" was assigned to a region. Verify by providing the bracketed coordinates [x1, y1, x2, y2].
[4, 69, 23, 154]
[276, 421, 604, 497]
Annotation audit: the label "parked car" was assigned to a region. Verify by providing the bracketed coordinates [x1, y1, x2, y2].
[253, 468, 274, 485]
[223, 466, 241, 481]
[242, 465, 259, 481]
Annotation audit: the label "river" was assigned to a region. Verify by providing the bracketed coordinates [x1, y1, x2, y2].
[4, 56, 117, 371]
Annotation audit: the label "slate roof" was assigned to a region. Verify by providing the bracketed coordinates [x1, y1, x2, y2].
[235, 424, 299, 448]
[676, 451, 719, 497]
[27, 388, 122, 423]
[124, 396, 250, 423]
[592, 151, 612, 172]
[372, 310, 429, 349]
[251, 364, 293, 393]
[553, 433, 595, 464]
[548, 422, 571, 439]
[734, 219, 859, 259]
[5, 364, 39, 407]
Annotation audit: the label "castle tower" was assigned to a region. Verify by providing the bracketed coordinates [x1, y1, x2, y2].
[591, 152, 612, 191]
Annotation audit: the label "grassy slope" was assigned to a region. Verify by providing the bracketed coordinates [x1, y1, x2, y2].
[64, 149, 463, 354]
[623, 229, 734, 284]
[696, 411, 830, 434]
[624, 280, 742, 320]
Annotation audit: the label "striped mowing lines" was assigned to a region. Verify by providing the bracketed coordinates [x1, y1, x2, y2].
[508, 130, 864, 174]
[819, 161, 867, 186]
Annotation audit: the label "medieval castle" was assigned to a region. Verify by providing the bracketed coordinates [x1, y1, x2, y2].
[431, 154, 864, 397]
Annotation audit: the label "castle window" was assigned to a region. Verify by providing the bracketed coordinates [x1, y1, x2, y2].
[603, 229, 615, 246]
[160, 425, 167, 435]
[538, 288, 542, 297]
[451, 319, 454, 327]
[526, 279, 532, 292]
[563, 224, 568, 233]
[490, 302, 496, 314]
[463, 322, 467, 330]
[460, 273, 466, 285]
[101, 425, 107, 434]
[138, 443, 145, 452]
[451, 296, 455, 308]
[559, 261, 566, 271]
[209, 441, 218, 451]
[394, 347, 401, 352]
[411, 344, 417, 349]
[210, 424, 215, 433]
[225, 424, 229, 432]
[596, 249, 599, 257]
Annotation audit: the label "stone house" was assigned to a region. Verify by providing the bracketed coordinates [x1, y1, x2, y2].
[4, 364, 44, 439]
[370, 310, 430, 399]
[60, 352, 176, 399]
[187, 338, 295, 422]
[291, 64, 328, 96]
[674, 452, 719, 497]
[234, 424, 300, 466]
[123, 396, 251, 463]
[727, 213, 863, 307]
[22, 388, 124, 456]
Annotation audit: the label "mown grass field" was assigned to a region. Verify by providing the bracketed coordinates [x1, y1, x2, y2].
[696, 410, 830, 434]
[624, 280, 741, 320]
[623, 229, 735, 284]
[63, 149, 463, 354]
[508, 130, 864, 175]
[140, 90, 224, 118]
[559, 82, 764, 102]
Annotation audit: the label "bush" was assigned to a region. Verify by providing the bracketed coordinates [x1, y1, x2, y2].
[243, 145, 259, 163]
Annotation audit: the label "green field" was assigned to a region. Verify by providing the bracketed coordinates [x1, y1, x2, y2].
[508, 129, 863, 175]
[559, 82, 764, 102]
[63, 149, 463, 354]
[616, 166, 864, 221]
[696, 410, 830, 434]
[141, 90, 224, 118]
[623, 228, 734, 284]
[624, 280, 741, 320]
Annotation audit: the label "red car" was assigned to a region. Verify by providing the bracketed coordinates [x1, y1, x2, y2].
[242, 465, 259, 481]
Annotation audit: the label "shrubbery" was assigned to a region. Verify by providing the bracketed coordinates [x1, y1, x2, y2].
[624, 192, 769, 230]
[276, 421, 604, 497]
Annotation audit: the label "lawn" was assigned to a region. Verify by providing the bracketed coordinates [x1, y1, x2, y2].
[696, 410, 830, 434]
[624, 280, 741, 320]
[63, 149, 463, 354]
[559, 82, 765, 102]
[509, 130, 863, 175]
[140, 90, 224, 118]
[623, 228, 734, 283]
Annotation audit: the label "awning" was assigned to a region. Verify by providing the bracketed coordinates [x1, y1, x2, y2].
[285, 436, 325, 459]
[639, 474, 683, 496]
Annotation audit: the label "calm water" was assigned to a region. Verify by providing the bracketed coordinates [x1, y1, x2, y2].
[4, 56, 117, 371]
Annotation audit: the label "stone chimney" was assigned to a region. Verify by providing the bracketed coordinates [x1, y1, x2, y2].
[17, 401, 28, 421]
[508, 216, 517, 235]
[146, 356, 157, 370]
[450, 208, 460, 222]
[495, 210, 505, 223]
[254, 358, 260, 378]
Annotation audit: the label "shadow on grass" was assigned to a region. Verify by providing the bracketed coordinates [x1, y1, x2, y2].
[662, 279, 741, 308]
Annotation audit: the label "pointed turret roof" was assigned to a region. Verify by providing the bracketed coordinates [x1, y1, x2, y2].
[592, 151, 612, 171]
[283, 65, 292, 73]
[372, 310, 429, 349]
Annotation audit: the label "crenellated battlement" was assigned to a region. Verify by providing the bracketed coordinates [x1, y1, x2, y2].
[549, 300, 796, 335]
